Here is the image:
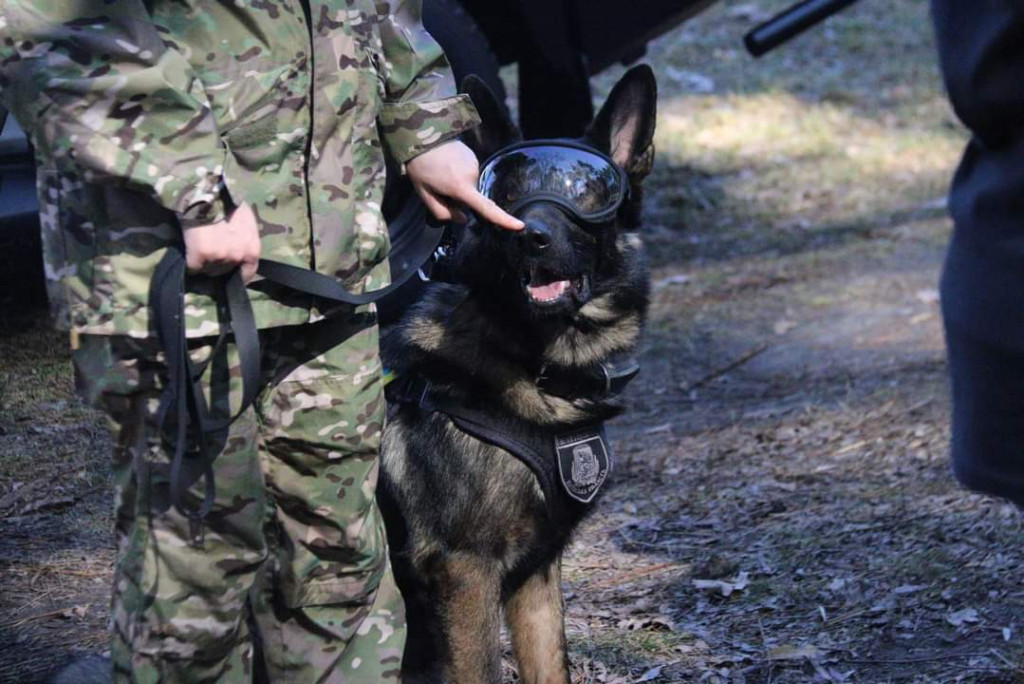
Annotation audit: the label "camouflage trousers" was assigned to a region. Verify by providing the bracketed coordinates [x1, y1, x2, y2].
[73, 311, 405, 683]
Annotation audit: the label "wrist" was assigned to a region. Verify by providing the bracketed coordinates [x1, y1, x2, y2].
[402, 136, 465, 177]
[178, 178, 232, 230]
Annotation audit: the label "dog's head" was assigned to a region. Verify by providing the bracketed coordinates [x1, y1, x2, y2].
[457, 66, 657, 326]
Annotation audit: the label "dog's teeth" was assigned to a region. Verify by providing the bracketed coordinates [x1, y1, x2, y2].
[528, 280, 569, 302]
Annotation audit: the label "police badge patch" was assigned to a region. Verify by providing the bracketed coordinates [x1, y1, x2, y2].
[555, 428, 612, 503]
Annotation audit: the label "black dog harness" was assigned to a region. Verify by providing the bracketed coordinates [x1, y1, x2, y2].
[386, 357, 639, 518]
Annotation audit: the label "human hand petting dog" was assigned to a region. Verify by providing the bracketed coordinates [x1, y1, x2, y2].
[184, 203, 262, 283]
[406, 140, 525, 231]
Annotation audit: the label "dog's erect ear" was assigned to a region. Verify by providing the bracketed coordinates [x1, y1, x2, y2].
[460, 75, 521, 160]
[586, 65, 657, 179]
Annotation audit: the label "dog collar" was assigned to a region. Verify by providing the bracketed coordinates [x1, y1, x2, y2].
[536, 355, 640, 401]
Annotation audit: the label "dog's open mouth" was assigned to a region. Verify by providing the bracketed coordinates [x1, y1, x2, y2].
[522, 269, 589, 306]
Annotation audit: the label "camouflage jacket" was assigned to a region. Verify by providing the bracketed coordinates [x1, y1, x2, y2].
[0, 0, 479, 337]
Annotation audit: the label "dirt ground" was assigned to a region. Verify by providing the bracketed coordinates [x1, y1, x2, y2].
[2, 1, 1023, 682]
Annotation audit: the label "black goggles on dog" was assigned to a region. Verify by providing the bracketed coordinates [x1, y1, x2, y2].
[478, 140, 629, 223]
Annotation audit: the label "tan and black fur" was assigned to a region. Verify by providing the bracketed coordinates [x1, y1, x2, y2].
[378, 65, 657, 684]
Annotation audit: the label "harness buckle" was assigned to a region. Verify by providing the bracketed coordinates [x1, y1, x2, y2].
[601, 358, 641, 396]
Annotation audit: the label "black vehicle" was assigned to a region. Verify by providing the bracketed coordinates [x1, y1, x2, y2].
[0, 0, 856, 317]
[0, 114, 34, 226]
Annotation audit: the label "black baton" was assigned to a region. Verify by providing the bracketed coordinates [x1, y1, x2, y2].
[744, 0, 861, 57]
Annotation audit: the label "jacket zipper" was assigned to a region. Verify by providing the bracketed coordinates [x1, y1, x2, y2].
[299, 0, 317, 273]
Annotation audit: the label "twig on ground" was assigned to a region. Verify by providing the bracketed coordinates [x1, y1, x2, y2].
[989, 648, 1024, 674]
[0, 479, 48, 512]
[2, 485, 104, 519]
[839, 652, 988, 665]
[616, 528, 712, 552]
[54, 568, 107, 579]
[585, 561, 690, 590]
[0, 606, 76, 629]
[679, 344, 771, 394]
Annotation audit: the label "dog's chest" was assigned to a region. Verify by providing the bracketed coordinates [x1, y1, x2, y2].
[457, 430, 593, 566]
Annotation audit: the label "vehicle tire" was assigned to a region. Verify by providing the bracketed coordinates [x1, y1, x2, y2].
[378, 0, 506, 326]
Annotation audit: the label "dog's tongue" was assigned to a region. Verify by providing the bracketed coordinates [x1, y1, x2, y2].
[528, 279, 570, 302]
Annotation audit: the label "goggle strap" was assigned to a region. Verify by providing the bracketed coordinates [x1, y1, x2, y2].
[479, 138, 619, 171]
[508, 194, 621, 224]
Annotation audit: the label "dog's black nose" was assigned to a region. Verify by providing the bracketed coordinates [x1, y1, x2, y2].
[523, 221, 552, 254]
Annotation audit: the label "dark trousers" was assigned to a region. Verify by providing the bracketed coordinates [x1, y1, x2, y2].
[944, 320, 1024, 508]
[932, 0, 1024, 506]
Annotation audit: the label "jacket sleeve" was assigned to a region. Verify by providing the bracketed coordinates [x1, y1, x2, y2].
[376, 0, 482, 164]
[0, 0, 229, 228]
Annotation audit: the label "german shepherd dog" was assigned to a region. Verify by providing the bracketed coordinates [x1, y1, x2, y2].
[378, 65, 657, 683]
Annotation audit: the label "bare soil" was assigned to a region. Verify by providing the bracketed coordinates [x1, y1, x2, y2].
[2, 1, 1023, 682]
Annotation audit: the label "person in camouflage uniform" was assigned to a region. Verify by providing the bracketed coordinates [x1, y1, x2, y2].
[0, 0, 522, 681]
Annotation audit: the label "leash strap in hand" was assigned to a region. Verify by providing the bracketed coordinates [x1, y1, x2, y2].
[152, 223, 444, 544]
[152, 247, 260, 545]
[254, 220, 444, 304]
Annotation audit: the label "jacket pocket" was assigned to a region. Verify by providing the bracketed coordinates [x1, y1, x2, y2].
[281, 504, 389, 610]
[219, 61, 310, 171]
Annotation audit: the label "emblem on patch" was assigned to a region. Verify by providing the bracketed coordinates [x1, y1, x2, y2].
[555, 428, 611, 503]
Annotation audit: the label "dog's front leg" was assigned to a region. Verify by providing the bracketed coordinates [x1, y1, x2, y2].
[438, 552, 504, 683]
[505, 557, 571, 684]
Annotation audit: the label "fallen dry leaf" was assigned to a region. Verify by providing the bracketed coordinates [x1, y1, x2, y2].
[60, 604, 89, 620]
[693, 571, 749, 598]
[652, 274, 692, 291]
[766, 644, 825, 661]
[634, 664, 665, 682]
[945, 607, 980, 627]
[773, 319, 798, 335]
[617, 615, 675, 633]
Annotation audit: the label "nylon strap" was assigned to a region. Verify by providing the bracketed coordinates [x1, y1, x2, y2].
[256, 222, 444, 305]
[153, 222, 444, 543]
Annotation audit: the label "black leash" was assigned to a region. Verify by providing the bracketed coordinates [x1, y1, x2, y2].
[153, 222, 445, 545]
[152, 249, 260, 545]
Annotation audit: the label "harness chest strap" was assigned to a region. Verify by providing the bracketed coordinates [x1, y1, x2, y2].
[386, 373, 622, 513]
